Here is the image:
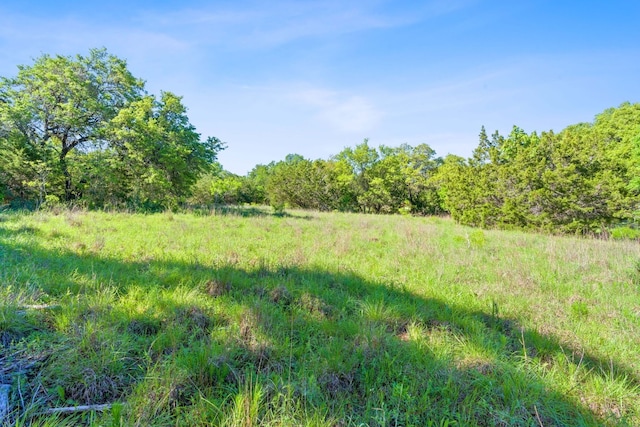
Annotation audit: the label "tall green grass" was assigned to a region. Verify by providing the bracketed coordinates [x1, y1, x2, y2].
[0, 207, 638, 426]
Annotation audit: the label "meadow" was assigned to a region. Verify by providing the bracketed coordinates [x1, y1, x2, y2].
[0, 207, 639, 426]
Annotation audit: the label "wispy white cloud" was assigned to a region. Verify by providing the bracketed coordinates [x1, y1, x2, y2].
[290, 86, 383, 133]
[137, 0, 477, 49]
[0, 7, 197, 99]
[175, 46, 640, 173]
[385, 67, 524, 115]
[0, 8, 190, 73]
[0, 0, 478, 83]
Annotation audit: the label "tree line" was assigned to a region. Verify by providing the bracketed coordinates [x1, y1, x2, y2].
[191, 103, 640, 235]
[1, 50, 638, 234]
[190, 141, 444, 216]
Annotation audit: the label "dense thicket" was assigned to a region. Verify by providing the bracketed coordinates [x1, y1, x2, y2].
[194, 103, 639, 234]
[190, 141, 444, 215]
[436, 103, 640, 233]
[0, 49, 223, 209]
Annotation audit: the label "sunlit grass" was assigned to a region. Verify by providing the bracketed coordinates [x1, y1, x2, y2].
[0, 207, 638, 426]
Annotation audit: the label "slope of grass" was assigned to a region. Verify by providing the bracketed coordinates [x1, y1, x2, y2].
[0, 207, 639, 426]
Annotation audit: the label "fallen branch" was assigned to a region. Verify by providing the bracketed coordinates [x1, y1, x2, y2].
[0, 384, 10, 424]
[16, 304, 61, 316]
[534, 405, 544, 427]
[42, 403, 113, 414]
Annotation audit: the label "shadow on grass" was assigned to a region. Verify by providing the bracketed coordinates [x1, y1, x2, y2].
[188, 204, 315, 220]
[0, 203, 316, 220]
[0, 223, 637, 426]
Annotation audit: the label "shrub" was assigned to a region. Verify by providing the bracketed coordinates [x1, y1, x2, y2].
[611, 226, 640, 240]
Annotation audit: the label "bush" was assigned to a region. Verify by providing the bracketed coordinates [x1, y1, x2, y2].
[610, 226, 640, 240]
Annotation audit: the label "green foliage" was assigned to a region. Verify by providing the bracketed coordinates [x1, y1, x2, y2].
[359, 143, 442, 215]
[0, 48, 143, 202]
[244, 164, 272, 205]
[438, 103, 640, 233]
[256, 141, 443, 215]
[610, 226, 640, 240]
[3, 47, 635, 233]
[266, 156, 351, 211]
[211, 102, 636, 234]
[101, 92, 220, 209]
[189, 164, 252, 207]
[433, 154, 494, 227]
[0, 49, 223, 210]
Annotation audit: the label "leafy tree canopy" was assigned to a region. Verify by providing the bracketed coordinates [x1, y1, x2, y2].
[437, 103, 640, 234]
[0, 48, 223, 208]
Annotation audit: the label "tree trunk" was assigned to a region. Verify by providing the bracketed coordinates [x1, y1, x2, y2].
[59, 151, 72, 201]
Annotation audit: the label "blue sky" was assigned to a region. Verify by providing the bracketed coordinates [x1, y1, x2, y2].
[1, 1, 639, 174]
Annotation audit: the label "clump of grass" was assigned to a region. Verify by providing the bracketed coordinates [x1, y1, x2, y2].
[124, 360, 194, 425]
[205, 279, 231, 297]
[39, 320, 142, 406]
[268, 285, 292, 307]
[0, 307, 44, 347]
[126, 315, 161, 336]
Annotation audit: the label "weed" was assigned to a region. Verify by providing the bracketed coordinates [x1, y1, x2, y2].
[570, 300, 589, 319]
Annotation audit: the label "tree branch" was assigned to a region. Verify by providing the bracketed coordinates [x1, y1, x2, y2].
[41, 403, 113, 414]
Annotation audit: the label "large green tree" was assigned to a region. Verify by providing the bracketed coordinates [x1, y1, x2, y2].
[0, 49, 222, 208]
[0, 48, 143, 201]
[102, 92, 223, 208]
[266, 156, 345, 211]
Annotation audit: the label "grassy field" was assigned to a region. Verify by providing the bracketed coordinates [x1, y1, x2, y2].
[0, 207, 639, 426]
